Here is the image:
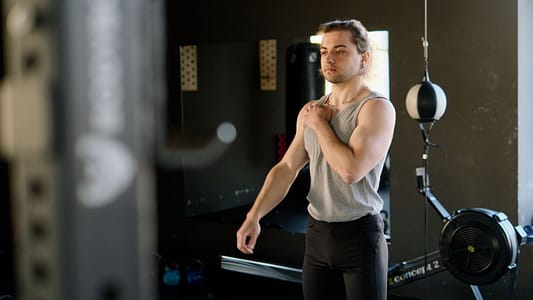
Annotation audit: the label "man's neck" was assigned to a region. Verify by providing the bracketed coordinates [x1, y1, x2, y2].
[329, 80, 367, 106]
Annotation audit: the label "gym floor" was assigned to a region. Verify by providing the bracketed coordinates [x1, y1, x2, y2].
[158, 269, 304, 300]
[157, 268, 421, 300]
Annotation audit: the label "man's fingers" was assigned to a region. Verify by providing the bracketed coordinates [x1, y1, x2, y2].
[244, 235, 256, 253]
[237, 231, 258, 254]
[236, 220, 260, 254]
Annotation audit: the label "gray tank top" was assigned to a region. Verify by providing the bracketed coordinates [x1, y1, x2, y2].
[303, 91, 388, 222]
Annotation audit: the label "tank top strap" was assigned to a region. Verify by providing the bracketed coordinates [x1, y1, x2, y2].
[349, 91, 388, 118]
[316, 93, 332, 106]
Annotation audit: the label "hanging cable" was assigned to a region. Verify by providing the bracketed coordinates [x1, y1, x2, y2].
[422, 0, 430, 81]
[406, 0, 448, 295]
[419, 121, 435, 300]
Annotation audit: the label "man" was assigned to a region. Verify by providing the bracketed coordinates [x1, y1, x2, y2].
[236, 19, 395, 300]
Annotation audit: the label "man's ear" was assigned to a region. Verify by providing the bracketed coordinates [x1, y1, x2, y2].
[361, 51, 370, 65]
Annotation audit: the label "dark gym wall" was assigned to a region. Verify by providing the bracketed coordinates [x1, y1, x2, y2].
[167, 0, 532, 299]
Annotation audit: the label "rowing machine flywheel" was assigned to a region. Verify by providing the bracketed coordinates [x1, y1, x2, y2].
[439, 208, 519, 285]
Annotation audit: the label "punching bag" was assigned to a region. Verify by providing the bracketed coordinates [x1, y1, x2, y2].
[285, 43, 323, 142]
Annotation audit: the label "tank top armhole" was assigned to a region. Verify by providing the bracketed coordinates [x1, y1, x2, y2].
[352, 93, 390, 124]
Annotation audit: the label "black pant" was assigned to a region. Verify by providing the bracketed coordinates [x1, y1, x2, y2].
[302, 214, 388, 300]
